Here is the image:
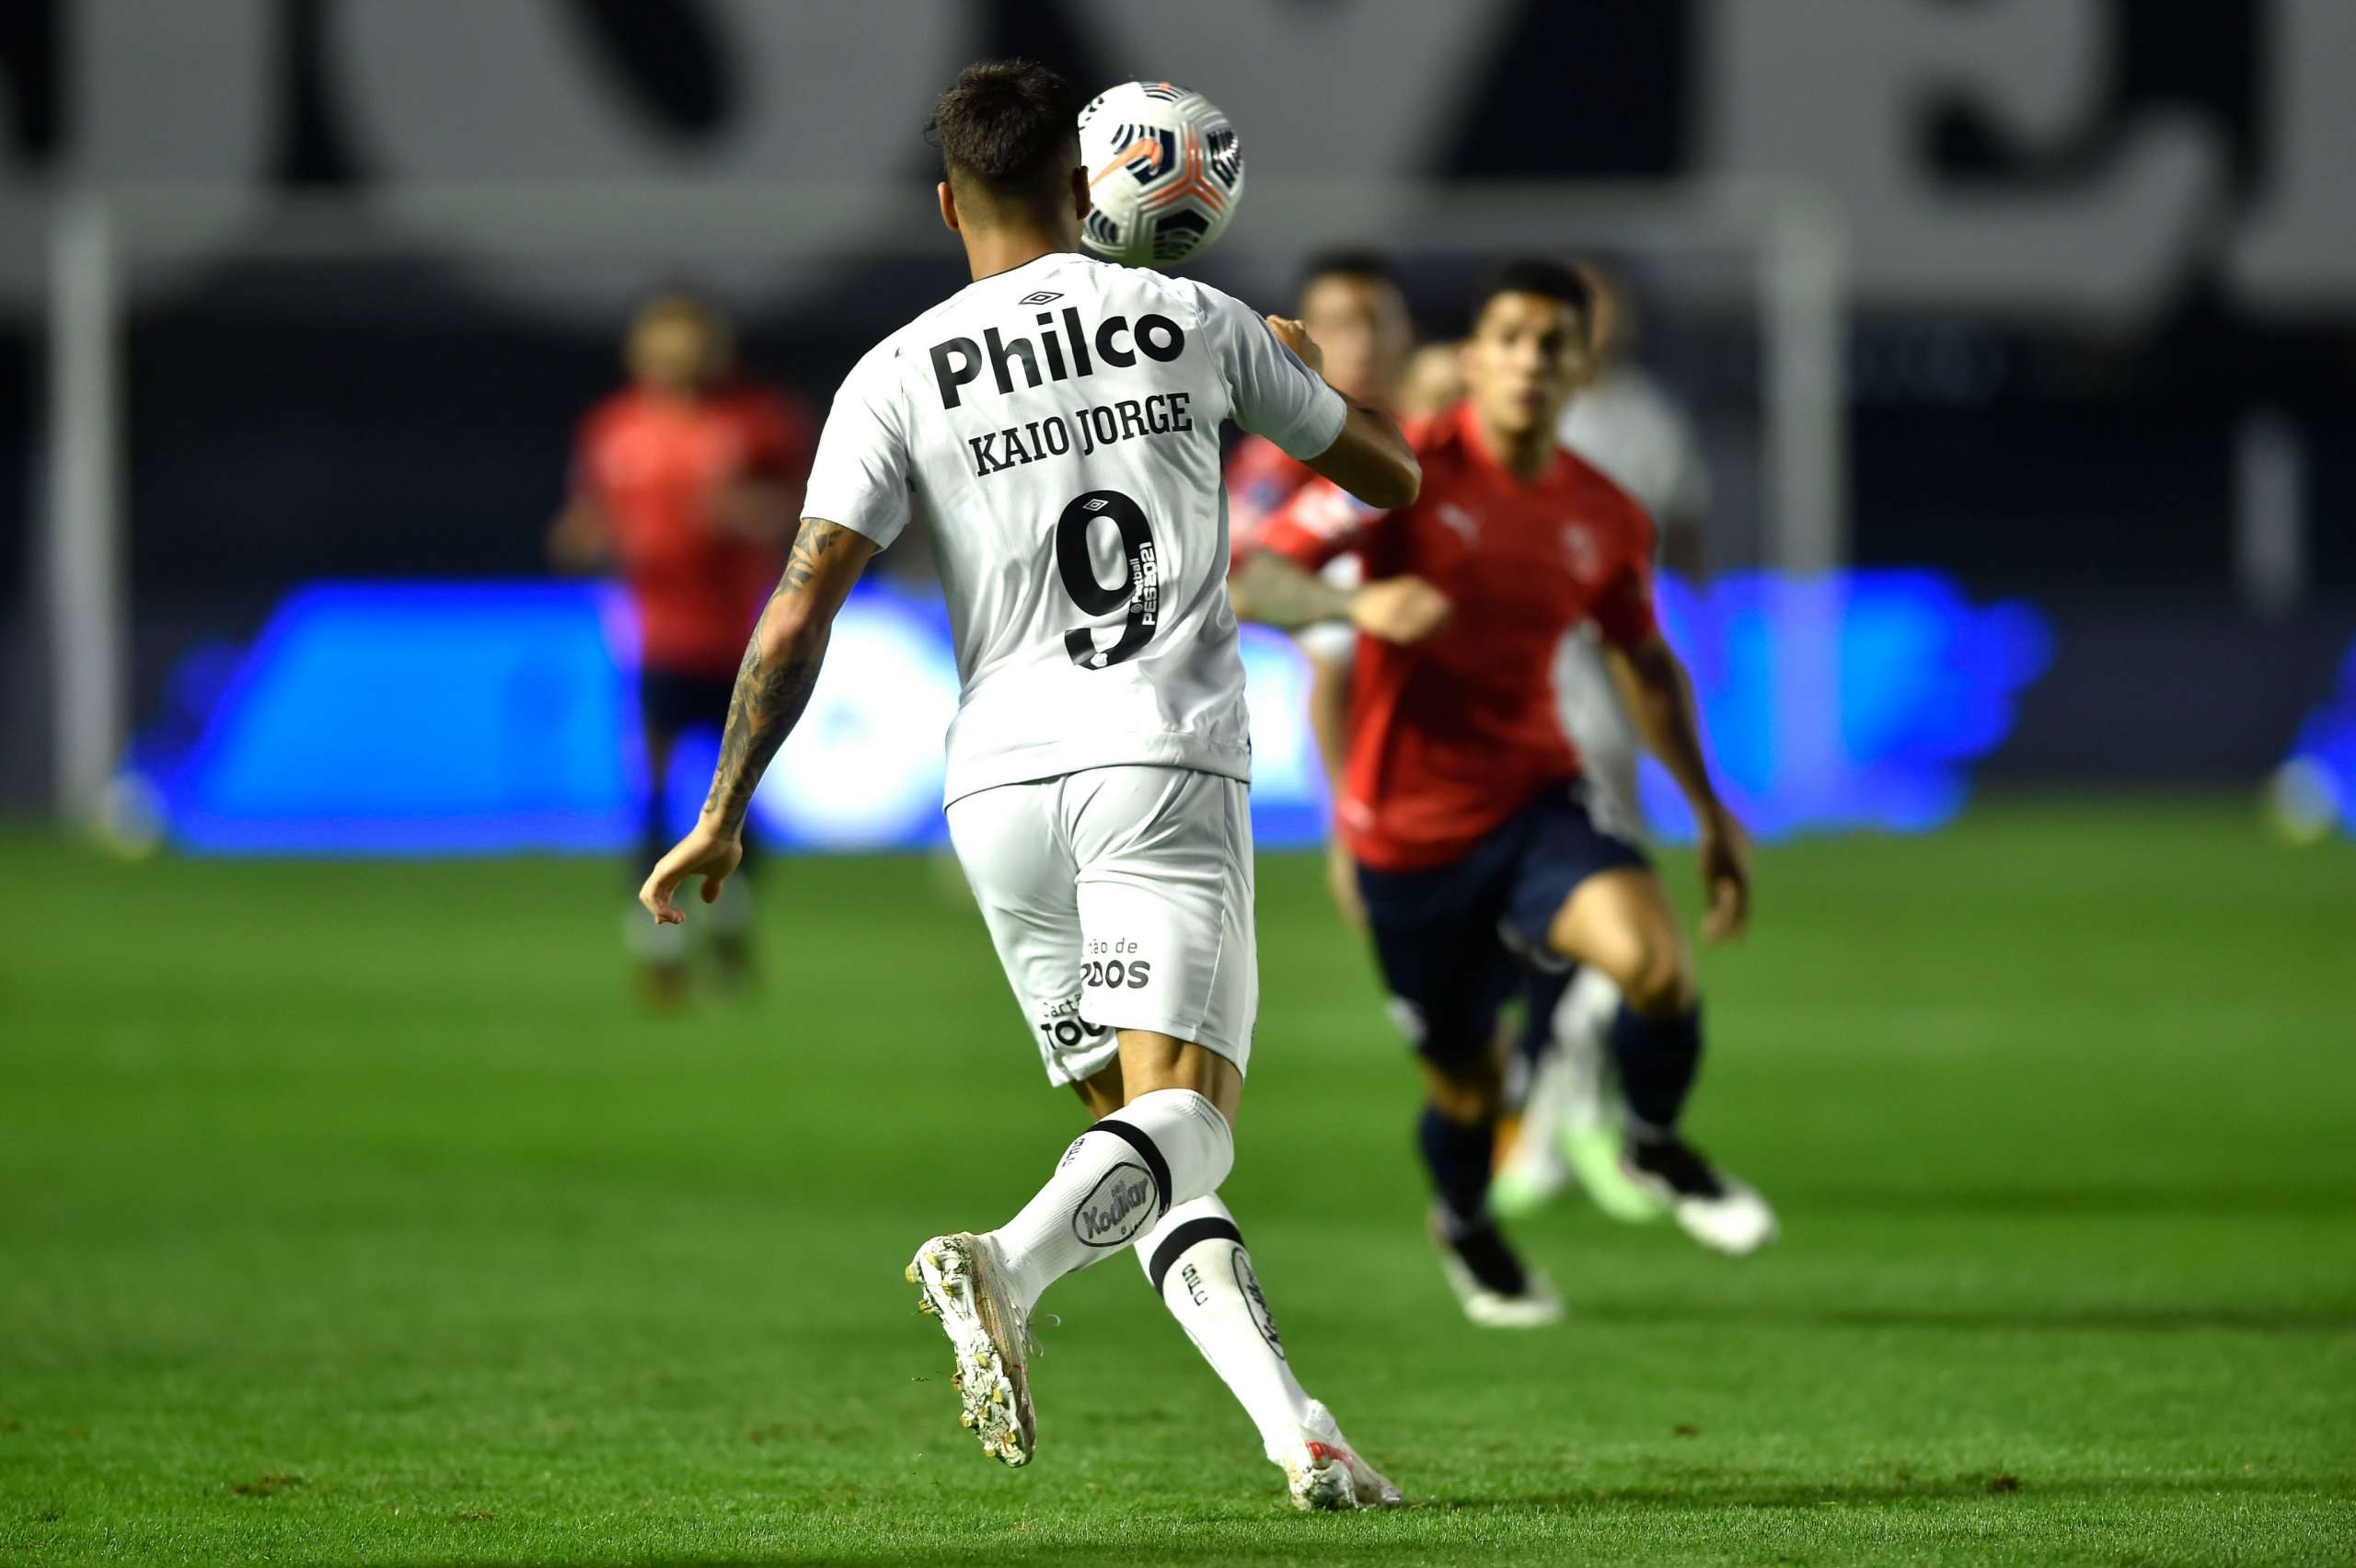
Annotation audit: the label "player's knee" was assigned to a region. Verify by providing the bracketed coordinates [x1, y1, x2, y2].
[1619, 937, 1695, 1018]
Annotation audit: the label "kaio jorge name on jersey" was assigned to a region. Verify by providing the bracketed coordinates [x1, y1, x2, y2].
[966, 392, 1195, 478]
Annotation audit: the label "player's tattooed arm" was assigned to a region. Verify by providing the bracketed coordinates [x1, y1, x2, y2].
[1229, 551, 1452, 644]
[699, 520, 870, 832]
[641, 517, 877, 926]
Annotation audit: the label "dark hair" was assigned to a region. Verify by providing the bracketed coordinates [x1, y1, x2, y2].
[926, 60, 1080, 209]
[1300, 248, 1398, 293]
[1472, 258, 1594, 330]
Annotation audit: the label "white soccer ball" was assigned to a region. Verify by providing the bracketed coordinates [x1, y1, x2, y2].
[1076, 81, 1245, 270]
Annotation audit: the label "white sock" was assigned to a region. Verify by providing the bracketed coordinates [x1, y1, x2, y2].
[985, 1088, 1233, 1315]
[1138, 1193, 1315, 1462]
[1554, 965, 1623, 1134]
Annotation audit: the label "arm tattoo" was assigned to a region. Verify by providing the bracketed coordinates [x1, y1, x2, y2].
[699, 520, 850, 832]
[780, 515, 849, 592]
[1229, 549, 1359, 630]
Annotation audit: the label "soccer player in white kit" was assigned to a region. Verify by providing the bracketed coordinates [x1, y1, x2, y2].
[638, 61, 1438, 1508]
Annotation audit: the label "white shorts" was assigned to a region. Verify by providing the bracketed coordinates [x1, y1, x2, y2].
[1552, 623, 1647, 845]
[945, 765, 1258, 1088]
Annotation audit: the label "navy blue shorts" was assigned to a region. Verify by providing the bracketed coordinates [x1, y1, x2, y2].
[639, 665, 736, 741]
[1355, 783, 1646, 1071]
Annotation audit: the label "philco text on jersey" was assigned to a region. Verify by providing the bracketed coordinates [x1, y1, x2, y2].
[930, 307, 1187, 409]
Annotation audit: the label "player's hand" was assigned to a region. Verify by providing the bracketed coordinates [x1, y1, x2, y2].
[639, 820, 744, 926]
[1325, 837, 1367, 932]
[1351, 576, 1452, 644]
[1694, 805, 1751, 943]
[1265, 315, 1324, 377]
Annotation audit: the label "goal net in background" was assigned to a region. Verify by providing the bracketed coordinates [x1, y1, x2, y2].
[28, 178, 2041, 855]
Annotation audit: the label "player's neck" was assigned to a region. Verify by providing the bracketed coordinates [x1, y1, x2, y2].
[958, 220, 1077, 283]
[1472, 407, 1555, 481]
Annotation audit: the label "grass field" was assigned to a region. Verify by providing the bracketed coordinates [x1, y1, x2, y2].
[3, 798, 2352, 1565]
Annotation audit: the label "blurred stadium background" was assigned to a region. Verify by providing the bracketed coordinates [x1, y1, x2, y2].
[4, 4, 2353, 1562]
[5, 0, 2354, 847]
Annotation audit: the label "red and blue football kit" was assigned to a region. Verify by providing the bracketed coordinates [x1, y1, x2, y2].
[1260, 403, 1754, 1257]
[574, 381, 814, 874]
[1254, 399, 1658, 872]
[1222, 432, 1317, 571]
[573, 383, 815, 678]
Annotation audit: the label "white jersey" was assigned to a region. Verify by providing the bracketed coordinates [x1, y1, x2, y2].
[801, 251, 1344, 806]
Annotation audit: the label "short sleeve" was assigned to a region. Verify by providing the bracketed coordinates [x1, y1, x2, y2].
[1196, 287, 1346, 460]
[799, 346, 913, 548]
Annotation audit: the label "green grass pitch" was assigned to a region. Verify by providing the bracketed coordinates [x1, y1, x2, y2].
[3, 799, 2352, 1564]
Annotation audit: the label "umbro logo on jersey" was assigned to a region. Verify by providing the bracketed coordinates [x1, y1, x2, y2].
[1018, 291, 1064, 306]
[1437, 502, 1483, 543]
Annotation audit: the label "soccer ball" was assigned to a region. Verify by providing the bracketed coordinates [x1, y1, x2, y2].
[1076, 81, 1245, 270]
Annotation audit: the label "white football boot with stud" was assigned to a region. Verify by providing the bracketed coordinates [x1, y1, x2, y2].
[907, 1232, 1038, 1466]
[1278, 1401, 1404, 1511]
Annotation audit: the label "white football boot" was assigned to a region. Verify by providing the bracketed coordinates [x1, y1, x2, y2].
[1277, 1401, 1404, 1511]
[1495, 967, 1667, 1225]
[907, 1233, 1037, 1466]
[1624, 1137, 1779, 1257]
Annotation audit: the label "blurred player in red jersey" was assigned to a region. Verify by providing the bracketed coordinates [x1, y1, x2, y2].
[1232, 260, 1775, 1326]
[1227, 252, 1415, 537]
[1495, 261, 1723, 1224]
[1226, 253, 1415, 922]
[550, 294, 814, 1004]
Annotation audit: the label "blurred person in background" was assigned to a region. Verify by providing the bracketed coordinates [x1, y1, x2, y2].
[1225, 252, 1416, 924]
[1393, 340, 1466, 421]
[549, 292, 815, 1006]
[1233, 259, 1773, 1328]
[1492, 261, 1721, 1223]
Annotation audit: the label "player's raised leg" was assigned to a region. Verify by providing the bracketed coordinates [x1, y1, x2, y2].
[1494, 964, 1664, 1223]
[1548, 863, 1775, 1254]
[907, 1025, 1236, 1467]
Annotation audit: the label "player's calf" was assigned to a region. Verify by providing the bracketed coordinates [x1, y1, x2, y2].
[1549, 867, 1775, 1255]
[986, 1087, 1233, 1316]
[907, 1086, 1235, 1468]
[1415, 1051, 1562, 1326]
[1137, 1194, 1403, 1509]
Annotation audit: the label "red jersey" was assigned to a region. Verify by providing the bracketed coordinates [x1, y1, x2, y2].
[1256, 400, 1657, 870]
[1222, 433, 1317, 571]
[573, 384, 814, 675]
